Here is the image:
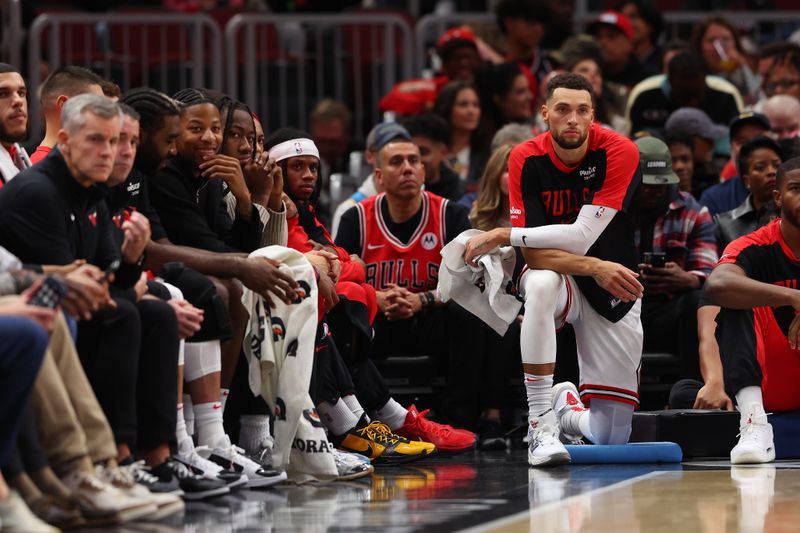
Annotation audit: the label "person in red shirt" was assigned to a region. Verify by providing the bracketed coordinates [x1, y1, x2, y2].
[30, 66, 104, 164]
[465, 73, 644, 466]
[0, 63, 31, 186]
[704, 157, 800, 464]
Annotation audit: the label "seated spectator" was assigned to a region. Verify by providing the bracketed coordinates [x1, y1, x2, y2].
[493, 0, 552, 86]
[433, 80, 489, 184]
[762, 94, 800, 140]
[626, 51, 742, 137]
[485, 62, 534, 133]
[330, 122, 411, 239]
[691, 16, 760, 105]
[670, 137, 782, 412]
[0, 63, 31, 185]
[380, 27, 482, 117]
[666, 136, 695, 195]
[759, 43, 800, 101]
[700, 112, 771, 216]
[586, 10, 656, 88]
[664, 107, 729, 198]
[399, 114, 464, 201]
[614, 0, 664, 74]
[635, 137, 717, 382]
[335, 135, 496, 432]
[468, 144, 513, 232]
[30, 66, 104, 164]
[703, 157, 800, 464]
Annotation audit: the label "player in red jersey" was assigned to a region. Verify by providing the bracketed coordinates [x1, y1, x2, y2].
[464, 73, 644, 466]
[705, 157, 800, 464]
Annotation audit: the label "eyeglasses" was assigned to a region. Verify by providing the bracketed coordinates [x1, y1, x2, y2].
[764, 79, 800, 94]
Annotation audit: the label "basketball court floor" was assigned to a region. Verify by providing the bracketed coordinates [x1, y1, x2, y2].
[82, 449, 800, 532]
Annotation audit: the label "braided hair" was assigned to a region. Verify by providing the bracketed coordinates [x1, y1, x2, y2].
[171, 88, 214, 108]
[199, 90, 255, 161]
[121, 87, 179, 134]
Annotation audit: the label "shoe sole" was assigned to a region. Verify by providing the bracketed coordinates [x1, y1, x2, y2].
[528, 451, 571, 467]
[117, 502, 160, 524]
[435, 440, 478, 454]
[145, 499, 186, 521]
[245, 471, 288, 488]
[372, 448, 437, 466]
[731, 449, 776, 464]
[182, 485, 231, 501]
[336, 466, 375, 481]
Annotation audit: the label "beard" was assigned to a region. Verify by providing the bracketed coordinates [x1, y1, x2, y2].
[0, 120, 27, 144]
[552, 129, 589, 150]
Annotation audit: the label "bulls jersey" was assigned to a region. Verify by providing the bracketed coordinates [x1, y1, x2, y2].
[718, 219, 800, 410]
[509, 122, 641, 322]
[355, 192, 446, 291]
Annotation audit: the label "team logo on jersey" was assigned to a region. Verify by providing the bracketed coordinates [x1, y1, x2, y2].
[271, 316, 286, 342]
[88, 211, 97, 226]
[421, 232, 438, 250]
[126, 181, 141, 194]
[595, 206, 606, 219]
[579, 166, 596, 180]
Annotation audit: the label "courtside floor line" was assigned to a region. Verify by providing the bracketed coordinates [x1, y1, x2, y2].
[459, 470, 668, 533]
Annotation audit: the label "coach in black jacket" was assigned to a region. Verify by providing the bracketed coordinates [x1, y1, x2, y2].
[0, 94, 154, 452]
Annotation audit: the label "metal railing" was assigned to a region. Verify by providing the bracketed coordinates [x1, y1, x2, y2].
[26, 12, 223, 139]
[225, 13, 414, 140]
[0, 0, 23, 67]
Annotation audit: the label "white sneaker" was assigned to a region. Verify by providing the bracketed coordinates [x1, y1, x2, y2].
[552, 381, 587, 443]
[175, 437, 248, 490]
[731, 404, 775, 464]
[527, 410, 571, 467]
[61, 468, 155, 525]
[96, 463, 184, 521]
[0, 491, 60, 533]
[332, 449, 374, 481]
[731, 465, 776, 532]
[200, 435, 287, 488]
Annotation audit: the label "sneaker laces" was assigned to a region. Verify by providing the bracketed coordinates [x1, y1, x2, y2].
[99, 464, 136, 488]
[73, 470, 108, 492]
[737, 411, 772, 438]
[220, 443, 262, 470]
[357, 421, 408, 445]
[413, 409, 452, 438]
[127, 460, 160, 485]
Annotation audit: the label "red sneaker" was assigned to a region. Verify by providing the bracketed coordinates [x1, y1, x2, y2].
[394, 405, 476, 453]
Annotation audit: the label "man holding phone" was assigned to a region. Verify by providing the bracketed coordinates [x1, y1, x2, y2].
[634, 137, 718, 382]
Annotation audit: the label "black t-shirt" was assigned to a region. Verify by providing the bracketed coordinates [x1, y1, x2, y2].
[105, 168, 168, 246]
[509, 123, 641, 322]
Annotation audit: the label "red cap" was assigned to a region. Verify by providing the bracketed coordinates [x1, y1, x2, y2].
[436, 27, 478, 55]
[587, 11, 633, 42]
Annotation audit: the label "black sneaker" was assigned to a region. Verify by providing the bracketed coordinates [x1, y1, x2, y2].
[478, 418, 510, 451]
[126, 460, 183, 495]
[151, 459, 231, 501]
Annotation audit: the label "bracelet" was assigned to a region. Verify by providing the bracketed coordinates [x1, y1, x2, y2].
[418, 293, 426, 308]
[424, 291, 435, 307]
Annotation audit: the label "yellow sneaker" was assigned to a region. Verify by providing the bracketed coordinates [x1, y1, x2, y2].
[335, 415, 436, 465]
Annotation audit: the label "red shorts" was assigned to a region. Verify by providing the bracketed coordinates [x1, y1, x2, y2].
[754, 306, 800, 411]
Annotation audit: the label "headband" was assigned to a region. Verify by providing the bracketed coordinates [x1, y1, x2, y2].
[270, 138, 320, 163]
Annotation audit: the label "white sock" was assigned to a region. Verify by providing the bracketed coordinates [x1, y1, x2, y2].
[525, 373, 553, 419]
[561, 408, 593, 441]
[375, 398, 408, 430]
[342, 394, 366, 421]
[317, 399, 360, 436]
[194, 401, 226, 448]
[736, 387, 767, 423]
[238, 415, 273, 456]
[220, 388, 230, 413]
[176, 403, 190, 444]
[183, 394, 194, 436]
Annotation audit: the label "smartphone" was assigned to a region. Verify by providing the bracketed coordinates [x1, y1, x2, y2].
[28, 276, 68, 309]
[103, 259, 120, 282]
[642, 252, 666, 268]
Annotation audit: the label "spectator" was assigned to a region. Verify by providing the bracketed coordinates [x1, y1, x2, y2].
[434, 80, 489, 184]
[614, 0, 664, 74]
[486, 62, 533, 133]
[586, 10, 655, 89]
[634, 136, 717, 383]
[494, 0, 552, 85]
[468, 144, 513, 231]
[335, 136, 494, 432]
[762, 94, 800, 140]
[760, 45, 800, 101]
[670, 137, 782, 412]
[699, 111, 771, 216]
[330, 122, 411, 239]
[31, 66, 103, 163]
[400, 114, 464, 201]
[661, 39, 691, 74]
[666, 136, 695, 195]
[703, 157, 800, 464]
[0, 63, 31, 186]
[664, 107, 729, 198]
[691, 16, 760, 105]
[626, 51, 742, 137]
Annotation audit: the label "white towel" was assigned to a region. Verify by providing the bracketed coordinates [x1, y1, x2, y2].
[241, 245, 337, 483]
[438, 229, 522, 335]
[0, 143, 28, 183]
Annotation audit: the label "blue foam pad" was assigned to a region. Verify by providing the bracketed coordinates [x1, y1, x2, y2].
[565, 442, 683, 464]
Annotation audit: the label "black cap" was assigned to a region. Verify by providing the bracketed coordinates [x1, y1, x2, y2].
[729, 111, 771, 142]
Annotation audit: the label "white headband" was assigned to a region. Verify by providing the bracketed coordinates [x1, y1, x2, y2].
[270, 138, 320, 163]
